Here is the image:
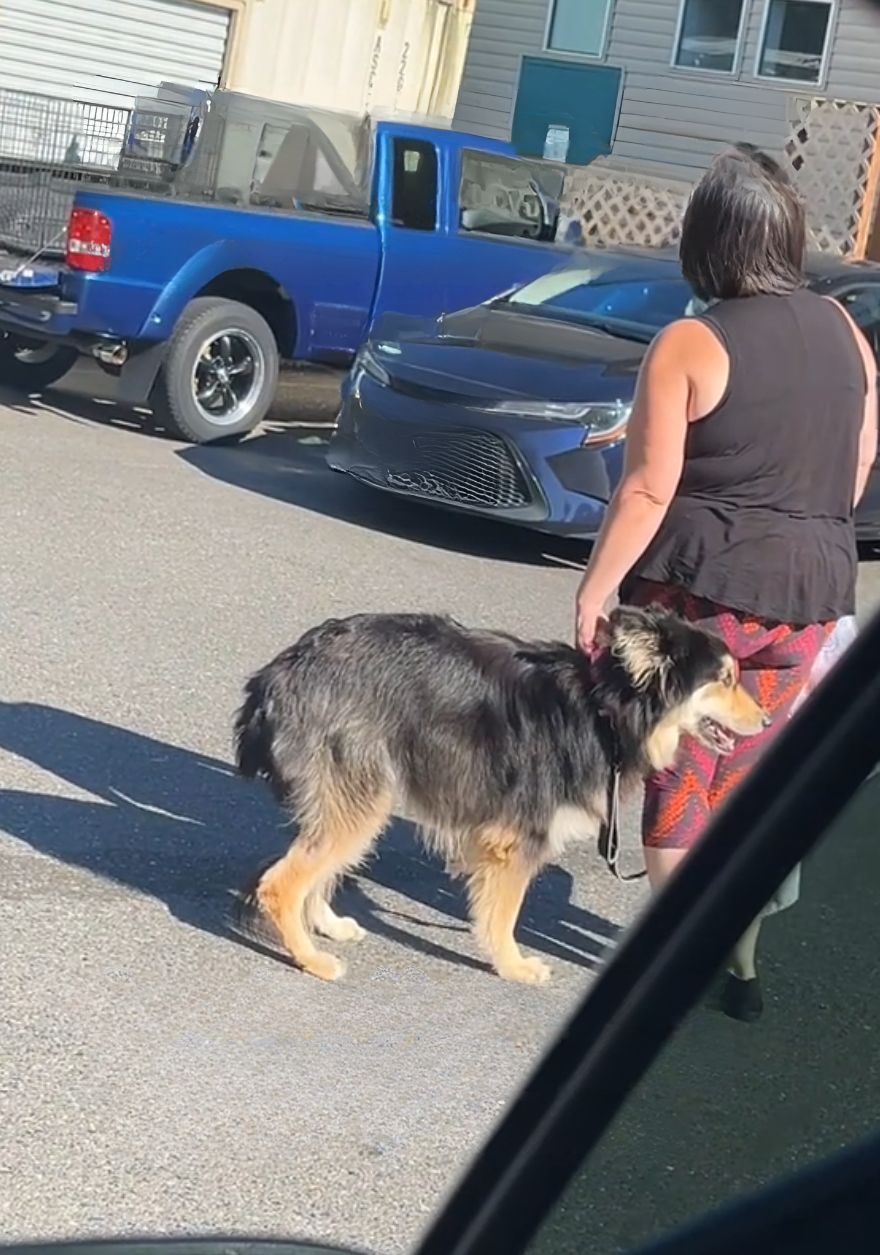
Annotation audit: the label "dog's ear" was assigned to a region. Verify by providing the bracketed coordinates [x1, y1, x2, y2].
[606, 605, 673, 692]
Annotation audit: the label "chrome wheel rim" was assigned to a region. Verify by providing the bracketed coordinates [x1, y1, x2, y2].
[192, 328, 265, 427]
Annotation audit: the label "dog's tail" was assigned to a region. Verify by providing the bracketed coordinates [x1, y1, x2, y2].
[234, 672, 276, 781]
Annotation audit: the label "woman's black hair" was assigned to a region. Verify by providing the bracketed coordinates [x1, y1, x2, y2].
[679, 142, 806, 301]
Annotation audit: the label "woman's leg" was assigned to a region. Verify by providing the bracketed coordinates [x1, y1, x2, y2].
[643, 847, 689, 888]
[709, 621, 828, 1020]
[632, 583, 829, 1018]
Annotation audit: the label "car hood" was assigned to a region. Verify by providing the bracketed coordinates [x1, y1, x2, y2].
[370, 305, 646, 405]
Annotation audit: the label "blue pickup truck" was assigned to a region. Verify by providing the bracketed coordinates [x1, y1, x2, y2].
[0, 92, 572, 443]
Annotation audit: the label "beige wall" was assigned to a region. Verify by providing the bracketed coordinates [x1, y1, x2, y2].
[221, 0, 474, 120]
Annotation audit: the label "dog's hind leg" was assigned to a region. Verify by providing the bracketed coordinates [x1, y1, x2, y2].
[255, 773, 391, 981]
[466, 828, 550, 986]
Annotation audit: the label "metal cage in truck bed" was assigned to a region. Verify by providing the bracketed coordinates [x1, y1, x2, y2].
[0, 83, 376, 258]
[0, 87, 135, 256]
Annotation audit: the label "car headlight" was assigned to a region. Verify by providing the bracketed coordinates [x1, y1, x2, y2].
[479, 399, 631, 445]
[577, 401, 631, 446]
[354, 345, 392, 387]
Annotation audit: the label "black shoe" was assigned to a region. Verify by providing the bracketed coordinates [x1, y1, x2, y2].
[720, 974, 764, 1023]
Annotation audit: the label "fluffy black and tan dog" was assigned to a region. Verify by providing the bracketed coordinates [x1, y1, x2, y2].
[232, 605, 767, 985]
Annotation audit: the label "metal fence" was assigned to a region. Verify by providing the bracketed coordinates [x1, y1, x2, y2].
[0, 87, 130, 255]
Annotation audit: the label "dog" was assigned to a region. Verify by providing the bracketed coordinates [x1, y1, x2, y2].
[231, 604, 768, 985]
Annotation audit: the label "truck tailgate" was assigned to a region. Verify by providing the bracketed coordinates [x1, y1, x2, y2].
[0, 252, 64, 291]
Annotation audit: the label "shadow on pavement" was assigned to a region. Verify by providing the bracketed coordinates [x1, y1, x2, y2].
[0, 379, 160, 436]
[0, 359, 342, 433]
[1, 372, 586, 567]
[177, 425, 590, 569]
[0, 702, 619, 975]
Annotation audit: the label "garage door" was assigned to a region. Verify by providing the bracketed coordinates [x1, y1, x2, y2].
[0, 0, 231, 108]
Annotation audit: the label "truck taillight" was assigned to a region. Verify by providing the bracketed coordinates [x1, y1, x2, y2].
[66, 208, 112, 272]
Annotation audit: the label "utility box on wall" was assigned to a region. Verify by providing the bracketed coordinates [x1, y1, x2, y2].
[511, 56, 622, 167]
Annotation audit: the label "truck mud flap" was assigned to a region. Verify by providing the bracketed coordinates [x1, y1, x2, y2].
[116, 340, 169, 406]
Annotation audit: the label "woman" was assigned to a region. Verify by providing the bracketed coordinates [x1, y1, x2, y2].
[575, 143, 877, 1019]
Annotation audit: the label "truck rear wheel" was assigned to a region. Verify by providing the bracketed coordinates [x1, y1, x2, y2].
[0, 332, 79, 391]
[153, 297, 279, 443]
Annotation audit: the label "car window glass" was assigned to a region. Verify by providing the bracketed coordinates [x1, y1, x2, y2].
[459, 150, 562, 241]
[525, 760, 880, 1255]
[390, 139, 438, 232]
[246, 119, 366, 214]
[508, 276, 695, 332]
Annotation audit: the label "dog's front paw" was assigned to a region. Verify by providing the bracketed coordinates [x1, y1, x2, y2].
[497, 956, 552, 986]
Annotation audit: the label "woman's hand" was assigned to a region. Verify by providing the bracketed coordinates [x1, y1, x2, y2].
[575, 585, 609, 654]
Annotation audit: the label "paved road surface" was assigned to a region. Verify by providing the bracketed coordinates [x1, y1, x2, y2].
[1, 365, 878, 1254]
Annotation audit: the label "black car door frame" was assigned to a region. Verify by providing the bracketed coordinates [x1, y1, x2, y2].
[415, 605, 880, 1255]
[633, 1126, 880, 1255]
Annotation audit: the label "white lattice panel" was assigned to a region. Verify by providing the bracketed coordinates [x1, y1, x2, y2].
[561, 159, 692, 250]
[784, 98, 880, 257]
[556, 102, 880, 259]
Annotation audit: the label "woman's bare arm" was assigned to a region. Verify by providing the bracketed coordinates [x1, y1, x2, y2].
[825, 298, 878, 506]
[575, 319, 720, 649]
[856, 372, 878, 506]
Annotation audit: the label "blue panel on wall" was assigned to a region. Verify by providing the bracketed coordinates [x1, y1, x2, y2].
[511, 56, 622, 167]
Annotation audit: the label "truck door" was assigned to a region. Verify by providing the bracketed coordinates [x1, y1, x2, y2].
[372, 131, 568, 333]
[371, 133, 449, 328]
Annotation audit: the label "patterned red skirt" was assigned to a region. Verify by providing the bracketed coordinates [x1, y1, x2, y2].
[628, 579, 833, 850]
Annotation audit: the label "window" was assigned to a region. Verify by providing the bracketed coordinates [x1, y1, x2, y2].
[251, 123, 350, 210]
[673, 0, 747, 72]
[546, 0, 612, 58]
[525, 754, 880, 1255]
[459, 150, 561, 241]
[757, 0, 834, 84]
[506, 266, 696, 338]
[390, 139, 438, 232]
[247, 119, 370, 215]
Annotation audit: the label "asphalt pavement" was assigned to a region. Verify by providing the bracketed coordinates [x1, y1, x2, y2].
[1, 364, 879, 1255]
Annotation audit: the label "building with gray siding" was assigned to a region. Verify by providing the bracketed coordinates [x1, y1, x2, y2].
[454, 0, 880, 178]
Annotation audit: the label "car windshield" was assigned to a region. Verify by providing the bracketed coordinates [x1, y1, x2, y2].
[500, 265, 708, 340]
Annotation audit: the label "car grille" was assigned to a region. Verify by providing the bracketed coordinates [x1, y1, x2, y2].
[380, 429, 532, 510]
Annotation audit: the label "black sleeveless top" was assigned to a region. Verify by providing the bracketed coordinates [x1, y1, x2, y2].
[623, 289, 865, 626]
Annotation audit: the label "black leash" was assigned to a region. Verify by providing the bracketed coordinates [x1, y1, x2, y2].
[597, 766, 647, 884]
[588, 655, 647, 883]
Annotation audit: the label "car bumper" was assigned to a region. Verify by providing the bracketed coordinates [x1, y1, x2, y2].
[327, 370, 624, 538]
